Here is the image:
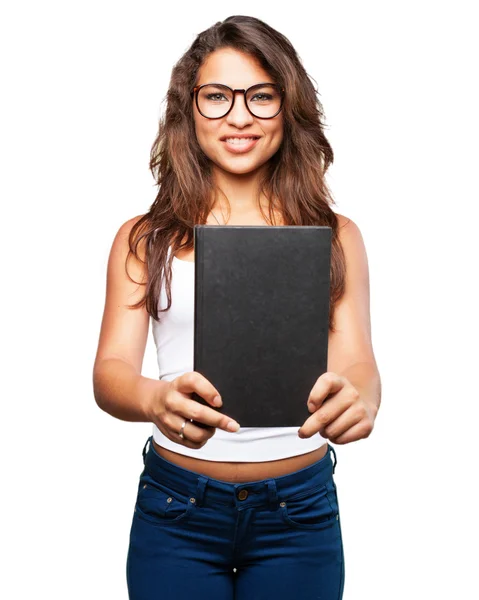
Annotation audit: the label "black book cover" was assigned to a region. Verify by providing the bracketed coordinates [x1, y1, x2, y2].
[192, 225, 332, 427]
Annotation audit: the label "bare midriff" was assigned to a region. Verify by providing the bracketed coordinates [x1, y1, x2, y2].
[153, 439, 329, 483]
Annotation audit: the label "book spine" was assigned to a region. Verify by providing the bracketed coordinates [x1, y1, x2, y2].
[193, 225, 201, 374]
[192, 226, 210, 419]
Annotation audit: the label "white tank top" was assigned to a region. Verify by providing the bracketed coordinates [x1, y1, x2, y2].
[151, 246, 327, 461]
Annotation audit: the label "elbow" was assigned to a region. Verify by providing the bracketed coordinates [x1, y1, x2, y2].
[92, 364, 109, 413]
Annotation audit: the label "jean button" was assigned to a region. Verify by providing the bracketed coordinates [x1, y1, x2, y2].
[237, 489, 248, 501]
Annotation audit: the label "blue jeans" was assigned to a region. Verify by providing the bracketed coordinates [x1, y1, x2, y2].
[126, 436, 345, 599]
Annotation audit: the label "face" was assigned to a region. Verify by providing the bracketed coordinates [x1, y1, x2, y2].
[192, 48, 284, 176]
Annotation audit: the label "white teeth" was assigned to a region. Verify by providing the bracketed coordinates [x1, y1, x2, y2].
[224, 137, 258, 144]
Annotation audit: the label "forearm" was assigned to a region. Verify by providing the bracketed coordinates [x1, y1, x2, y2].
[93, 358, 168, 423]
[339, 361, 381, 415]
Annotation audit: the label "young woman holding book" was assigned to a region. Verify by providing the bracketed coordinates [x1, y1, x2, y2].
[93, 15, 381, 600]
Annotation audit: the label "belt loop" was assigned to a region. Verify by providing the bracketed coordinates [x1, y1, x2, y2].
[194, 476, 208, 506]
[329, 443, 337, 474]
[266, 479, 279, 508]
[142, 435, 152, 465]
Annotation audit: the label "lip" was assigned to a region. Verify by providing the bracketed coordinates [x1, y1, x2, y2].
[220, 135, 261, 154]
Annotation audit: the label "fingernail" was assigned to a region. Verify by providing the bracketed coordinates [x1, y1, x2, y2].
[227, 421, 240, 432]
[213, 395, 222, 407]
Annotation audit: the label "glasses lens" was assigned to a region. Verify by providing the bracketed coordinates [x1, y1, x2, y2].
[246, 84, 282, 118]
[197, 84, 283, 118]
[197, 85, 233, 118]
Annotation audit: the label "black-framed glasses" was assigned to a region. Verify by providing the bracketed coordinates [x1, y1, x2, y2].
[191, 82, 285, 120]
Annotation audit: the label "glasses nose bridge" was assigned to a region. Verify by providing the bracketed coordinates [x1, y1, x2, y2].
[229, 88, 252, 117]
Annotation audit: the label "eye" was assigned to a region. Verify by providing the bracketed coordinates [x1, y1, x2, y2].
[251, 93, 274, 102]
[205, 93, 229, 102]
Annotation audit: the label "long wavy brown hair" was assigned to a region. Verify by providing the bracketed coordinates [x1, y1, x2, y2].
[127, 15, 346, 332]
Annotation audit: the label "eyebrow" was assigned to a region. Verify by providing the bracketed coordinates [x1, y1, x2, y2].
[196, 82, 276, 88]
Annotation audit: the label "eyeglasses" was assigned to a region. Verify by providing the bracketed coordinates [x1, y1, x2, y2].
[191, 82, 285, 120]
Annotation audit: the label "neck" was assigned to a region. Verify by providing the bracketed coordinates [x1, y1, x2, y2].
[212, 164, 269, 215]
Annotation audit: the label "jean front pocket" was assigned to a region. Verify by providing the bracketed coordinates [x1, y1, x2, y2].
[279, 480, 339, 531]
[134, 473, 195, 527]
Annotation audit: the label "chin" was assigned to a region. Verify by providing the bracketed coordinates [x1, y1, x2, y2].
[215, 157, 266, 175]
[223, 165, 263, 176]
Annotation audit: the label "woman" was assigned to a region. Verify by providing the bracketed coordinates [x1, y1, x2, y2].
[93, 15, 381, 600]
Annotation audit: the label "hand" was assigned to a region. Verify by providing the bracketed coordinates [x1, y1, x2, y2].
[298, 372, 377, 445]
[146, 371, 240, 449]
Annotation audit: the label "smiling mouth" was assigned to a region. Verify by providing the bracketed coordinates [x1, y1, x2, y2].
[220, 136, 261, 154]
[221, 136, 261, 144]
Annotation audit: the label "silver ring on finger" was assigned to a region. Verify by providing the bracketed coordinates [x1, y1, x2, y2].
[178, 418, 194, 440]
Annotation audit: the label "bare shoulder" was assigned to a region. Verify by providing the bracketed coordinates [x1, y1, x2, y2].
[334, 212, 369, 277]
[336, 213, 351, 229]
[115, 213, 147, 250]
[110, 213, 149, 270]
[336, 212, 365, 245]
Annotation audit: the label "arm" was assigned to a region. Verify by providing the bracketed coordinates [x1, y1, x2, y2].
[299, 214, 381, 442]
[327, 214, 381, 415]
[93, 358, 168, 422]
[92, 214, 164, 423]
[92, 216, 241, 447]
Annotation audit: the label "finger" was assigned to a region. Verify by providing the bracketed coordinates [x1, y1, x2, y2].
[299, 397, 351, 439]
[174, 371, 223, 408]
[320, 407, 363, 441]
[298, 413, 325, 439]
[311, 390, 355, 431]
[156, 419, 210, 450]
[170, 415, 216, 446]
[329, 420, 373, 445]
[176, 397, 240, 434]
[308, 372, 345, 411]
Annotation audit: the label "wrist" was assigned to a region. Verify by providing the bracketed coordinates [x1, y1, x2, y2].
[363, 396, 379, 420]
[136, 376, 169, 423]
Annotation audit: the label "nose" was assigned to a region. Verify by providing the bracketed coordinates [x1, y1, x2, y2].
[225, 91, 254, 127]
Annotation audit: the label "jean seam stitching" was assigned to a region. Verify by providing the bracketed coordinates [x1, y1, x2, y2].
[278, 482, 327, 503]
[134, 502, 193, 527]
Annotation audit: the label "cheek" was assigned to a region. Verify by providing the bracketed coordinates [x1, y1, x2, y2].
[194, 120, 219, 156]
[193, 119, 205, 146]
[274, 129, 284, 149]
[265, 124, 284, 153]
[265, 118, 283, 144]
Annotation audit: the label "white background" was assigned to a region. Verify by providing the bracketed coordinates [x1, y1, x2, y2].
[1, 1, 478, 598]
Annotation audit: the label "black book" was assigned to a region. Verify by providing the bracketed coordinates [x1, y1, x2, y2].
[192, 225, 332, 427]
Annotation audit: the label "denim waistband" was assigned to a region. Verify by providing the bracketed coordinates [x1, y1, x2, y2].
[141, 436, 337, 510]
